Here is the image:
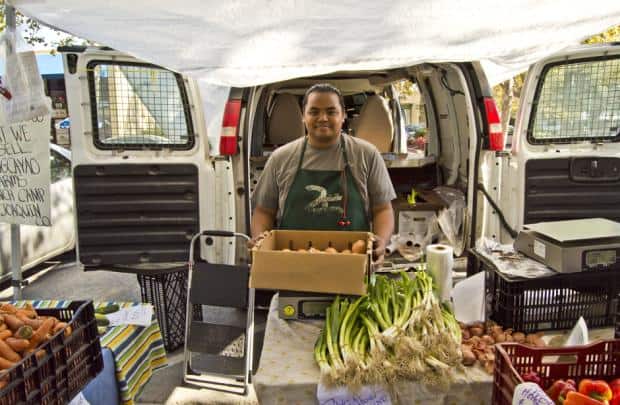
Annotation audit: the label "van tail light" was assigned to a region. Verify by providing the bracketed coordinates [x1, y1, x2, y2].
[219, 100, 242, 155]
[483, 97, 504, 151]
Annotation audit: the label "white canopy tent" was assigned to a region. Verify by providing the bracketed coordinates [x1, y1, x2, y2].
[11, 0, 620, 146]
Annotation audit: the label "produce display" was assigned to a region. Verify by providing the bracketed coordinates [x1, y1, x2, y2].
[538, 376, 619, 404]
[460, 322, 545, 373]
[313, 271, 462, 388]
[279, 239, 367, 254]
[0, 302, 72, 389]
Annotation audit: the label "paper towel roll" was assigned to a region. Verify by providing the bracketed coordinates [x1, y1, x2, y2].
[385, 239, 398, 256]
[426, 244, 454, 303]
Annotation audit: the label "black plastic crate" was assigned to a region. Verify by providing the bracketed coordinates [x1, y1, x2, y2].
[485, 264, 620, 333]
[0, 301, 103, 405]
[137, 267, 202, 352]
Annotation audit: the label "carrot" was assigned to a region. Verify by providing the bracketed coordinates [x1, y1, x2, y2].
[5, 338, 29, 352]
[23, 303, 37, 317]
[0, 379, 7, 389]
[35, 350, 46, 361]
[15, 326, 33, 340]
[0, 314, 4, 325]
[16, 314, 42, 330]
[0, 357, 14, 370]
[16, 309, 36, 320]
[0, 340, 19, 362]
[0, 330, 11, 340]
[3, 315, 24, 332]
[0, 325, 5, 333]
[26, 318, 54, 351]
[0, 304, 18, 315]
[53, 322, 69, 336]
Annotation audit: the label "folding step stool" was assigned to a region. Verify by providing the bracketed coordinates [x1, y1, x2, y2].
[183, 230, 255, 395]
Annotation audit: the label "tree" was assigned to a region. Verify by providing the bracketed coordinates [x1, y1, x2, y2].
[0, 0, 88, 50]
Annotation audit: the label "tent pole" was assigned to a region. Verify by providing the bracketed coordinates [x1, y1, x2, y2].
[5, 5, 22, 301]
[10, 225, 22, 300]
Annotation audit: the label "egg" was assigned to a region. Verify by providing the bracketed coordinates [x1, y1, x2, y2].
[297, 248, 307, 253]
[351, 239, 367, 254]
[324, 247, 338, 254]
[281, 248, 291, 252]
[341, 249, 351, 254]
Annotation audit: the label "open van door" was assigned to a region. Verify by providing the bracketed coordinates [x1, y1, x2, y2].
[61, 47, 227, 270]
[488, 44, 620, 244]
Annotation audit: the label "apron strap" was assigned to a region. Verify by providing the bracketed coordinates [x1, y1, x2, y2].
[297, 137, 309, 171]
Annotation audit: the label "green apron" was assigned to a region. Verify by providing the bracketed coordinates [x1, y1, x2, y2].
[278, 135, 370, 231]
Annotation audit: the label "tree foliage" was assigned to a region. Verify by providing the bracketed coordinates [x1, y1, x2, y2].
[0, 0, 88, 50]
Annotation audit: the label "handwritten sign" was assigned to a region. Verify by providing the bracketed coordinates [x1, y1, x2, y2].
[317, 383, 392, 405]
[106, 305, 154, 327]
[0, 115, 52, 226]
[513, 382, 554, 405]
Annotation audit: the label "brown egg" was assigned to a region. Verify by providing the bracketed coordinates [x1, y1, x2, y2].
[341, 249, 351, 254]
[281, 248, 291, 252]
[324, 247, 338, 254]
[351, 240, 367, 254]
[308, 247, 321, 253]
[297, 248, 307, 253]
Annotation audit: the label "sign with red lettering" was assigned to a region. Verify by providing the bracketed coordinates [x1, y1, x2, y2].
[0, 115, 51, 226]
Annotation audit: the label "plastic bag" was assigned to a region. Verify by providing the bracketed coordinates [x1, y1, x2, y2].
[0, 29, 51, 123]
[436, 187, 466, 256]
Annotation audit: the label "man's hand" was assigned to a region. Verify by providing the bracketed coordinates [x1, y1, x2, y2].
[247, 230, 270, 249]
[371, 234, 386, 272]
[250, 206, 276, 249]
[370, 202, 394, 272]
[371, 234, 385, 261]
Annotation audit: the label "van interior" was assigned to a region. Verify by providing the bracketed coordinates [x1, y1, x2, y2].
[237, 64, 478, 268]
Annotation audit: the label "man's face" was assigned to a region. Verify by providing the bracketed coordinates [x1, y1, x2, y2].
[303, 92, 345, 145]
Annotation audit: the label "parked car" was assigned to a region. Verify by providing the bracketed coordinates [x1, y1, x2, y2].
[0, 144, 75, 278]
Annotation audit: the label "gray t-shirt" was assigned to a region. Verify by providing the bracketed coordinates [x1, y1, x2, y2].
[252, 134, 396, 222]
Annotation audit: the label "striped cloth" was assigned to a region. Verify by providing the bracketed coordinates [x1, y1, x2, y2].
[16, 300, 168, 405]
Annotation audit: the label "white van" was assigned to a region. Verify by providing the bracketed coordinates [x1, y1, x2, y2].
[59, 43, 620, 274]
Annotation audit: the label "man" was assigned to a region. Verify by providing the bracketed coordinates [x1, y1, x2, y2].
[251, 83, 395, 262]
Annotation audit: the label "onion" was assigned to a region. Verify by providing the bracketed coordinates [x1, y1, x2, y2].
[462, 349, 476, 366]
[481, 335, 495, 345]
[461, 329, 471, 340]
[493, 333, 506, 343]
[469, 326, 484, 337]
[512, 332, 525, 343]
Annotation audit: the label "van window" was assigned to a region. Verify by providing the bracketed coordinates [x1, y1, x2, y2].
[528, 57, 620, 144]
[396, 79, 428, 154]
[87, 62, 194, 149]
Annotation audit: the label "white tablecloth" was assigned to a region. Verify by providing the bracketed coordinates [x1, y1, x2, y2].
[254, 295, 496, 405]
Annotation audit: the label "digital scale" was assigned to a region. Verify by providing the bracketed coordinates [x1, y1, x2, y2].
[514, 218, 620, 273]
[277, 268, 420, 320]
[278, 291, 336, 320]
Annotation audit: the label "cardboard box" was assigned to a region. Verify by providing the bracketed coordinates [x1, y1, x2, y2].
[250, 230, 371, 295]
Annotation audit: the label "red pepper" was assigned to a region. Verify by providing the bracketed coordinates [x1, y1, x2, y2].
[610, 386, 620, 405]
[548, 380, 577, 404]
[522, 370, 542, 385]
[609, 379, 620, 391]
[564, 391, 607, 405]
[579, 379, 612, 403]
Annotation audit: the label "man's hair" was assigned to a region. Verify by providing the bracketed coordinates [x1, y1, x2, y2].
[302, 83, 346, 112]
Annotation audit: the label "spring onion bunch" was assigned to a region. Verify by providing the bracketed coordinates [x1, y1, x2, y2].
[313, 271, 462, 389]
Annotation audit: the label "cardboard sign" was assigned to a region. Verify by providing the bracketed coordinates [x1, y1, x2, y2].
[0, 115, 52, 226]
[512, 382, 554, 405]
[317, 383, 391, 405]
